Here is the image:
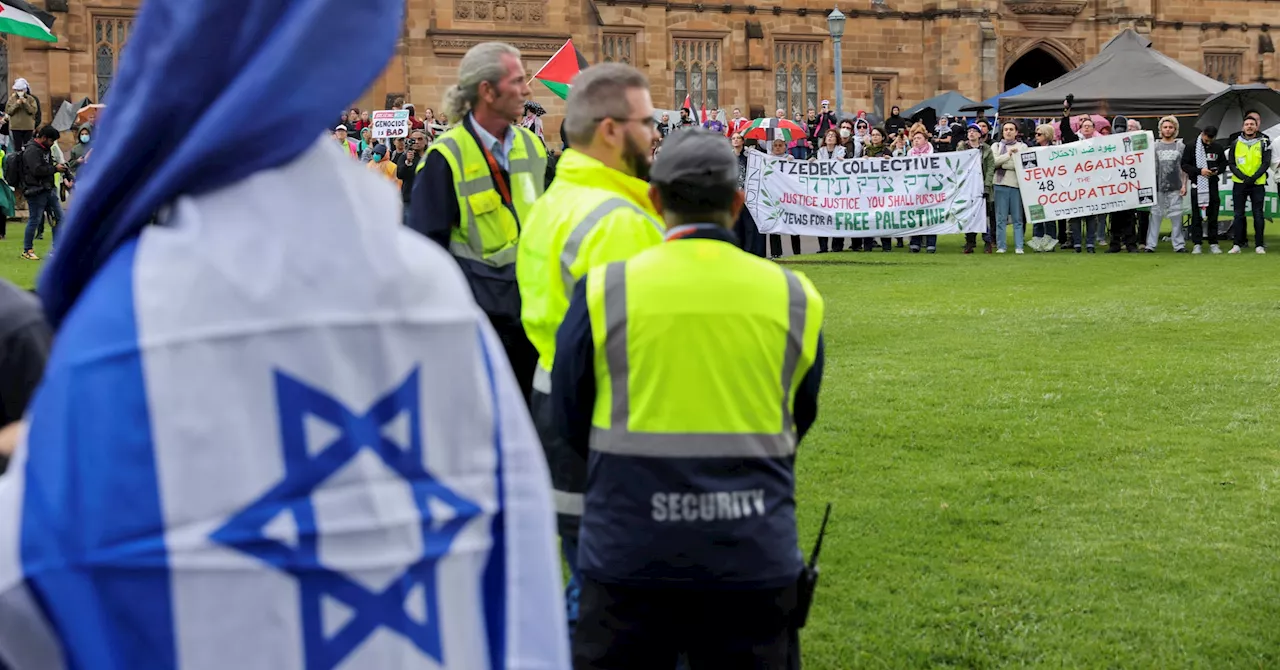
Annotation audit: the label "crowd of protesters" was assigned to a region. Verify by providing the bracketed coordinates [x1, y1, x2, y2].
[642, 99, 1278, 259]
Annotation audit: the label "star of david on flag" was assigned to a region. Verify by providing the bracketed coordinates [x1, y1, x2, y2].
[211, 367, 481, 669]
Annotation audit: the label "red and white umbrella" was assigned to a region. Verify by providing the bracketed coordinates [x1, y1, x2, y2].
[743, 117, 805, 142]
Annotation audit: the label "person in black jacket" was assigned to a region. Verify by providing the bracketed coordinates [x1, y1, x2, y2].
[1182, 125, 1228, 253]
[394, 129, 427, 226]
[19, 125, 66, 261]
[0, 277, 51, 474]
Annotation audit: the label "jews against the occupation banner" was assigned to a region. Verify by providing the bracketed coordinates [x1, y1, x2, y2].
[745, 150, 987, 238]
[1015, 131, 1156, 223]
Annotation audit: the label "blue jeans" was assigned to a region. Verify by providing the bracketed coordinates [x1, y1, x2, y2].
[23, 190, 62, 252]
[993, 185, 1024, 250]
[1070, 214, 1101, 249]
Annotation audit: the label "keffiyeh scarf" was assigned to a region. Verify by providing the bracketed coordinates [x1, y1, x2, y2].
[1195, 139, 1210, 208]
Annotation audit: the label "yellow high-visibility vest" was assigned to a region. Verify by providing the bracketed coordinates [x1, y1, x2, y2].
[584, 235, 824, 456]
[517, 150, 663, 384]
[423, 124, 547, 266]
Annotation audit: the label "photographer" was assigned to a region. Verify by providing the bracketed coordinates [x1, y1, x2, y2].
[19, 125, 67, 261]
[395, 129, 428, 226]
[5, 79, 38, 153]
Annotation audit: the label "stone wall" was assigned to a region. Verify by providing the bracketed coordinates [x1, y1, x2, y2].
[383, 0, 1278, 145]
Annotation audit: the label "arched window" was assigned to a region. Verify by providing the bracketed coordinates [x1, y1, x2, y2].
[774, 42, 820, 117]
[673, 38, 721, 113]
[0, 36, 9, 96]
[93, 15, 134, 103]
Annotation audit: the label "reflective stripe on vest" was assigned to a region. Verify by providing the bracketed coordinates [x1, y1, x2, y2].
[553, 490, 584, 516]
[559, 197, 663, 301]
[1232, 137, 1268, 185]
[592, 262, 809, 459]
[427, 126, 547, 267]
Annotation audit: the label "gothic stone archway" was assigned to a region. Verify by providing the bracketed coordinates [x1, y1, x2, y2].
[1002, 38, 1081, 90]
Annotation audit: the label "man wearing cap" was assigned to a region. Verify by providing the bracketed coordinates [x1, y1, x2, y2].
[516, 61, 664, 641]
[334, 125, 359, 158]
[812, 100, 837, 147]
[552, 128, 825, 668]
[410, 41, 548, 398]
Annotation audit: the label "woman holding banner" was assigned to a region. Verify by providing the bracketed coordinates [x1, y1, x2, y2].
[907, 125, 937, 253]
[732, 132, 767, 258]
[766, 138, 802, 259]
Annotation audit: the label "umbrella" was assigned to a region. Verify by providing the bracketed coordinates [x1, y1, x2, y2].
[909, 107, 938, 134]
[51, 100, 78, 132]
[743, 117, 804, 142]
[1196, 84, 1280, 138]
[76, 103, 106, 126]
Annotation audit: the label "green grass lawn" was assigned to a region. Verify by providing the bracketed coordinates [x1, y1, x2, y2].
[0, 223, 52, 290]
[2, 222, 1278, 667]
[790, 231, 1280, 668]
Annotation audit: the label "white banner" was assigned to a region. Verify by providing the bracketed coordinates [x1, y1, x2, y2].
[370, 109, 411, 139]
[1015, 131, 1156, 223]
[745, 150, 987, 237]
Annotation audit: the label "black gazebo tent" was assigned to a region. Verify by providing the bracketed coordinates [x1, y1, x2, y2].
[999, 29, 1228, 118]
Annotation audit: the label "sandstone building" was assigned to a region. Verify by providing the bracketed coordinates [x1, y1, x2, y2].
[3, 1, 1275, 140]
[386, 0, 1277, 138]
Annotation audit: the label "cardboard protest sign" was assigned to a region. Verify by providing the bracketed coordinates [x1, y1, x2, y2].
[370, 109, 411, 139]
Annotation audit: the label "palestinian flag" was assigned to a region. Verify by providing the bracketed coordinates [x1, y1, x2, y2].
[0, 1, 56, 43]
[532, 39, 587, 100]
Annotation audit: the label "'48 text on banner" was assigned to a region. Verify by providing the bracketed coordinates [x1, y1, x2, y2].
[1016, 131, 1156, 223]
[745, 151, 988, 238]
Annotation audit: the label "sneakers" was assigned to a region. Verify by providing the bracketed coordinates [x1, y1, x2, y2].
[1015, 248, 1024, 255]
[996, 248, 1006, 254]
[1174, 247, 1186, 253]
[1210, 244, 1223, 254]
[926, 247, 936, 254]
[21, 250, 39, 260]
[1257, 246, 1267, 255]
[1191, 244, 1202, 255]
[1228, 245, 1242, 254]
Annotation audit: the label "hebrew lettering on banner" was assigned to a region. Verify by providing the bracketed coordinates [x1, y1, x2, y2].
[745, 150, 987, 238]
[1015, 131, 1157, 223]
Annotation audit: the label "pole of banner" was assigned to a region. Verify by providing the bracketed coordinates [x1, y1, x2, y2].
[828, 7, 846, 116]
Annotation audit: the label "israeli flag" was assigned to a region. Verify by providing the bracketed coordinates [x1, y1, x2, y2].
[0, 141, 569, 669]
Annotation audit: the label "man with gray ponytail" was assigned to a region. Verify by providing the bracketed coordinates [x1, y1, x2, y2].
[409, 41, 548, 399]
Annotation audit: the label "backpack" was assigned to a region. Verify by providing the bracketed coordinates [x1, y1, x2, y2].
[4, 149, 22, 191]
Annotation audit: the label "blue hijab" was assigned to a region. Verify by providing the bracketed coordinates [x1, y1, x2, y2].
[39, 0, 403, 329]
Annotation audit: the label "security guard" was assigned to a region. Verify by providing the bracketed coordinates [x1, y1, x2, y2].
[1225, 111, 1271, 254]
[516, 62, 664, 633]
[551, 129, 826, 669]
[409, 41, 548, 397]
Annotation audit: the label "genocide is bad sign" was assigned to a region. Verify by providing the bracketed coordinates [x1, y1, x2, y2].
[1016, 131, 1156, 223]
[745, 151, 987, 237]
[370, 109, 411, 139]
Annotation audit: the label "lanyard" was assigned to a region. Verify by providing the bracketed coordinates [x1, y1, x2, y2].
[478, 139, 513, 207]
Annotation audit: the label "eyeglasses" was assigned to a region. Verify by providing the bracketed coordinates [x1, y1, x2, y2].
[599, 116, 659, 130]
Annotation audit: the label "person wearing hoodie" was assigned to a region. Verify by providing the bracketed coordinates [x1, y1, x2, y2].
[1145, 115, 1188, 252]
[991, 121, 1027, 253]
[960, 124, 995, 254]
[68, 125, 91, 179]
[1182, 124, 1227, 254]
[1225, 111, 1271, 253]
[885, 105, 907, 138]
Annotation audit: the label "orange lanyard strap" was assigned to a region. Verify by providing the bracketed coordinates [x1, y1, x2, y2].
[479, 139, 513, 207]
